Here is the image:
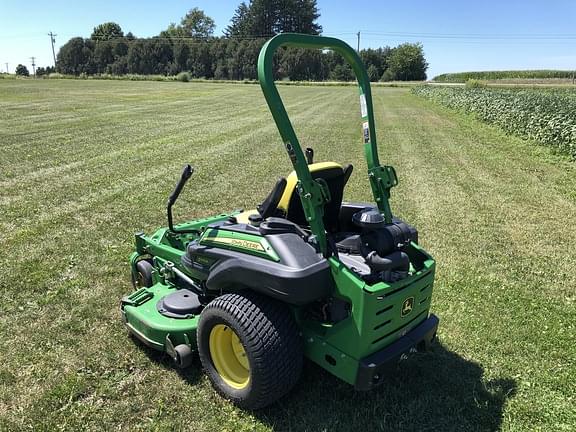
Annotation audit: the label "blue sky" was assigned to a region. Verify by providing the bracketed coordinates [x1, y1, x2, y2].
[1, 0, 575, 78]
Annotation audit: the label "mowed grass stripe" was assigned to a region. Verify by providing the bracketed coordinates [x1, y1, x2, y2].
[0, 83, 344, 245]
[0, 80, 574, 431]
[0, 82, 325, 182]
[2, 82, 274, 167]
[402, 94, 575, 301]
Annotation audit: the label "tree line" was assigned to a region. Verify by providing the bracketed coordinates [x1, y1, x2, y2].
[55, 2, 428, 82]
[15, 65, 56, 77]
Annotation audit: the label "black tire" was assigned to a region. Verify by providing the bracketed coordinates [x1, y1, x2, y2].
[174, 344, 193, 369]
[131, 260, 153, 289]
[197, 292, 303, 410]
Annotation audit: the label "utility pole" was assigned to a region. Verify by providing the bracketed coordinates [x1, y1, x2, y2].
[356, 31, 361, 52]
[30, 57, 36, 76]
[48, 32, 57, 67]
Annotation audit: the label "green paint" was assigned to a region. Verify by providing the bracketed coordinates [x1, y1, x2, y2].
[121, 282, 199, 350]
[300, 242, 435, 384]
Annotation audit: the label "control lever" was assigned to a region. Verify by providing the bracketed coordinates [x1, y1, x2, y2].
[167, 164, 198, 234]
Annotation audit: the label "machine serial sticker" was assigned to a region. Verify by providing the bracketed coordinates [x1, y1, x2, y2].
[360, 94, 368, 118]
[362, 121, 370, 143]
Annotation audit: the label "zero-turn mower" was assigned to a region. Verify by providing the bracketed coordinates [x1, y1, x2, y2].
[121, 33, 439, 410]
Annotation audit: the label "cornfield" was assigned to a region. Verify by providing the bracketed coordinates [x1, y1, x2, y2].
[413, 86, 576, 159]
[433, 70, 576, 83]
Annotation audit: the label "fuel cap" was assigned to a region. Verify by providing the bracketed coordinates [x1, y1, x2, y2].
[352, 209, 386, 230]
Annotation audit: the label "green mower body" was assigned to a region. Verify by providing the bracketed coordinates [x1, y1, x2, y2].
[121, 33, 438, 408]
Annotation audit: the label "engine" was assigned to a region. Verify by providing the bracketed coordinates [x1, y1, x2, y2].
[336, 209, 418, 283]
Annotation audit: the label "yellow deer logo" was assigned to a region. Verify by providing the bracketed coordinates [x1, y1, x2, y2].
[401, 297, 414, 317]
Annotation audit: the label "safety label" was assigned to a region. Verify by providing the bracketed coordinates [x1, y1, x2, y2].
[360, 94, 367, 118]
[362, 121, 370, 143]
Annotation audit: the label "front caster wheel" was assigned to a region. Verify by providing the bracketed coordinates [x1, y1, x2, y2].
[173, 344, 193, 369]
[131, 260, 153, 289]
[197, 292, 302, 410]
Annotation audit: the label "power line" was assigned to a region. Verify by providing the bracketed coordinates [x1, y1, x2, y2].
[48, 32, 57, 66]
[4, 30, 576, 41]
[359, 31, 576, 40]
[361, 37, 576, 46]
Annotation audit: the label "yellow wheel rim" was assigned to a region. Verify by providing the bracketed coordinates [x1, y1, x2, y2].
[209, 324, 250, 389]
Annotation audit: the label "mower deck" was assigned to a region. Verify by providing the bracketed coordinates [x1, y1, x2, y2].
[122, 203, 437, 389]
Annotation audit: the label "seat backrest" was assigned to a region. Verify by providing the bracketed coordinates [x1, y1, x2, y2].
[278, 162, 353, 233]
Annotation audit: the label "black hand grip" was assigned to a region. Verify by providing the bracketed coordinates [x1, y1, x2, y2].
[168, 164, 193, 206]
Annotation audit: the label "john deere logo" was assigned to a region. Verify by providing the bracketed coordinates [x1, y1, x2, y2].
[401, 297, 414, 317]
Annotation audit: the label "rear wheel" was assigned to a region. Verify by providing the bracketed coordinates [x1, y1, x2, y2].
[197, 292, 302, 410]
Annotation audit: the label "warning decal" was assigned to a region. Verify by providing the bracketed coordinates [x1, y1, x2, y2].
[362, 121, 370, 143]
[360, 94, 367, 118]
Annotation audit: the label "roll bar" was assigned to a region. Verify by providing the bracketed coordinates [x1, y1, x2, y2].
[257, 33, 397, 256]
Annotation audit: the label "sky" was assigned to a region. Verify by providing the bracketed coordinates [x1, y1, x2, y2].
[1, 0, 575, 79]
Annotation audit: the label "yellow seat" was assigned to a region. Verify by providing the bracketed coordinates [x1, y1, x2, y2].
[279, 162, 353, 232]
[236, 161, 353, 232]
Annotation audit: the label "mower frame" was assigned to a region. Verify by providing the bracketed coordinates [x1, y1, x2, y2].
[122, 33, 438, 403]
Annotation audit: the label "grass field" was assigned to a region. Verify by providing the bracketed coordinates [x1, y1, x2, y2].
[1, 80, 575, 431]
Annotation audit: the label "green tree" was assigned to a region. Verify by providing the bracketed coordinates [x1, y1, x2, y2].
[225, 38, 242, 79]
[15, 64, 29, 76]
[108, 57, 128, 75]
[367, 64, 379, 82]
[161, 8, 215, 39]
[329, 63, 354, 81]
[57, 37, 95, 75]
[189, 43, 213, 78]
[126, 39, 174, 74]
[224, 2, 252, 37]
[181, 7, 215, 38]
[91, 22, 124, 41]
[113, 40, 129, 58]
[246, 0, 276, 36]
[94, 41, 115, 73]
[160, 23, 188, 39]
[385, 43, 428, 81]
[225, 0, 321, 37]
[278, 47, 326, 81]
[283, 0, 321, 34]
[360, 47, 391, 79]
[126, 39, 147, 74]
[381, 68, 394, 82]
[173, 41, 191, 72]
